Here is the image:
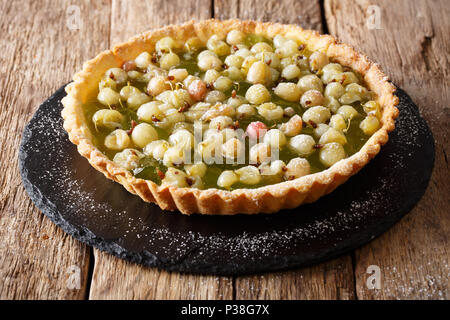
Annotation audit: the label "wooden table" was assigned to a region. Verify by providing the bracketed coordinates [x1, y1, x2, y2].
[0, 0, 448, 300]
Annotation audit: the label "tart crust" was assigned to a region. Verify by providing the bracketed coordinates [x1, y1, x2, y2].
[61, 19, 399, 215]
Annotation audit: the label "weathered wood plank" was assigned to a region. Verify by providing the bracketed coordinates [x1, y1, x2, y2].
[110, 0, 213, 43]
[214, 0, 323, 31]
[215, 0, 356, 300]
[0, 0, 111, 299]
[325, 0, 449, 299]
[89, 0, 234, 300]
[90, 252, 233, 299]
[235, 258, 355, 300]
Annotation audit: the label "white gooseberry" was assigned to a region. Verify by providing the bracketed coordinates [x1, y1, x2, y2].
[288, 134, 316, 156]
[131, 123, 158, 148]
[319, 142, 346, 167]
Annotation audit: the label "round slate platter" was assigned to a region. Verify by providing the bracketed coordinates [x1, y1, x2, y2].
[19, 85, 434, 275]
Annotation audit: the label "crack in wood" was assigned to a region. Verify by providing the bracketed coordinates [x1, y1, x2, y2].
[420, 34, 434, 72]
[443, 149, 448, 168]
[319, 0, 329, 34]
[85, 247, 95, 300]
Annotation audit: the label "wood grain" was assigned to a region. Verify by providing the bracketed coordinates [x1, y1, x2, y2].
[110, 0, 213, 43]
[325, 0, 449, 299]
[214, 0, 356, 300]
[235, 258, 355, 300]
[0, 0, 111, 299]
[89, 252, 232, 299]
[88, 0, 234, 300]
[214, 0, 323, 31]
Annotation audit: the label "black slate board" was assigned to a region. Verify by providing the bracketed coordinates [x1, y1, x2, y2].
[19, 85, 434, 275]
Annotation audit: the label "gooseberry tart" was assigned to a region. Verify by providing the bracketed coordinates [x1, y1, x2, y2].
[61, 19, 398, 215]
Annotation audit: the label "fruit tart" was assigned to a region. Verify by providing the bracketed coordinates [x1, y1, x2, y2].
[61, 19, 398, 215]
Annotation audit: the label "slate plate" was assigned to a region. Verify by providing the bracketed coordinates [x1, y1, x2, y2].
[19, 86, 434, 275]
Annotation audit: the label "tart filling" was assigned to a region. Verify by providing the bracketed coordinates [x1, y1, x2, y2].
[62, 20, 398, 214]
[83, 32, 382, 190]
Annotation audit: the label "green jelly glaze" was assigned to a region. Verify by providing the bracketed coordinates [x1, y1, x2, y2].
[244, 34, 272, 47]
[82, 41, 371, 190]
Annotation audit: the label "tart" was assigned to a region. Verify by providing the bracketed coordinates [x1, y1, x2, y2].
[61, 19, 398, 215]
